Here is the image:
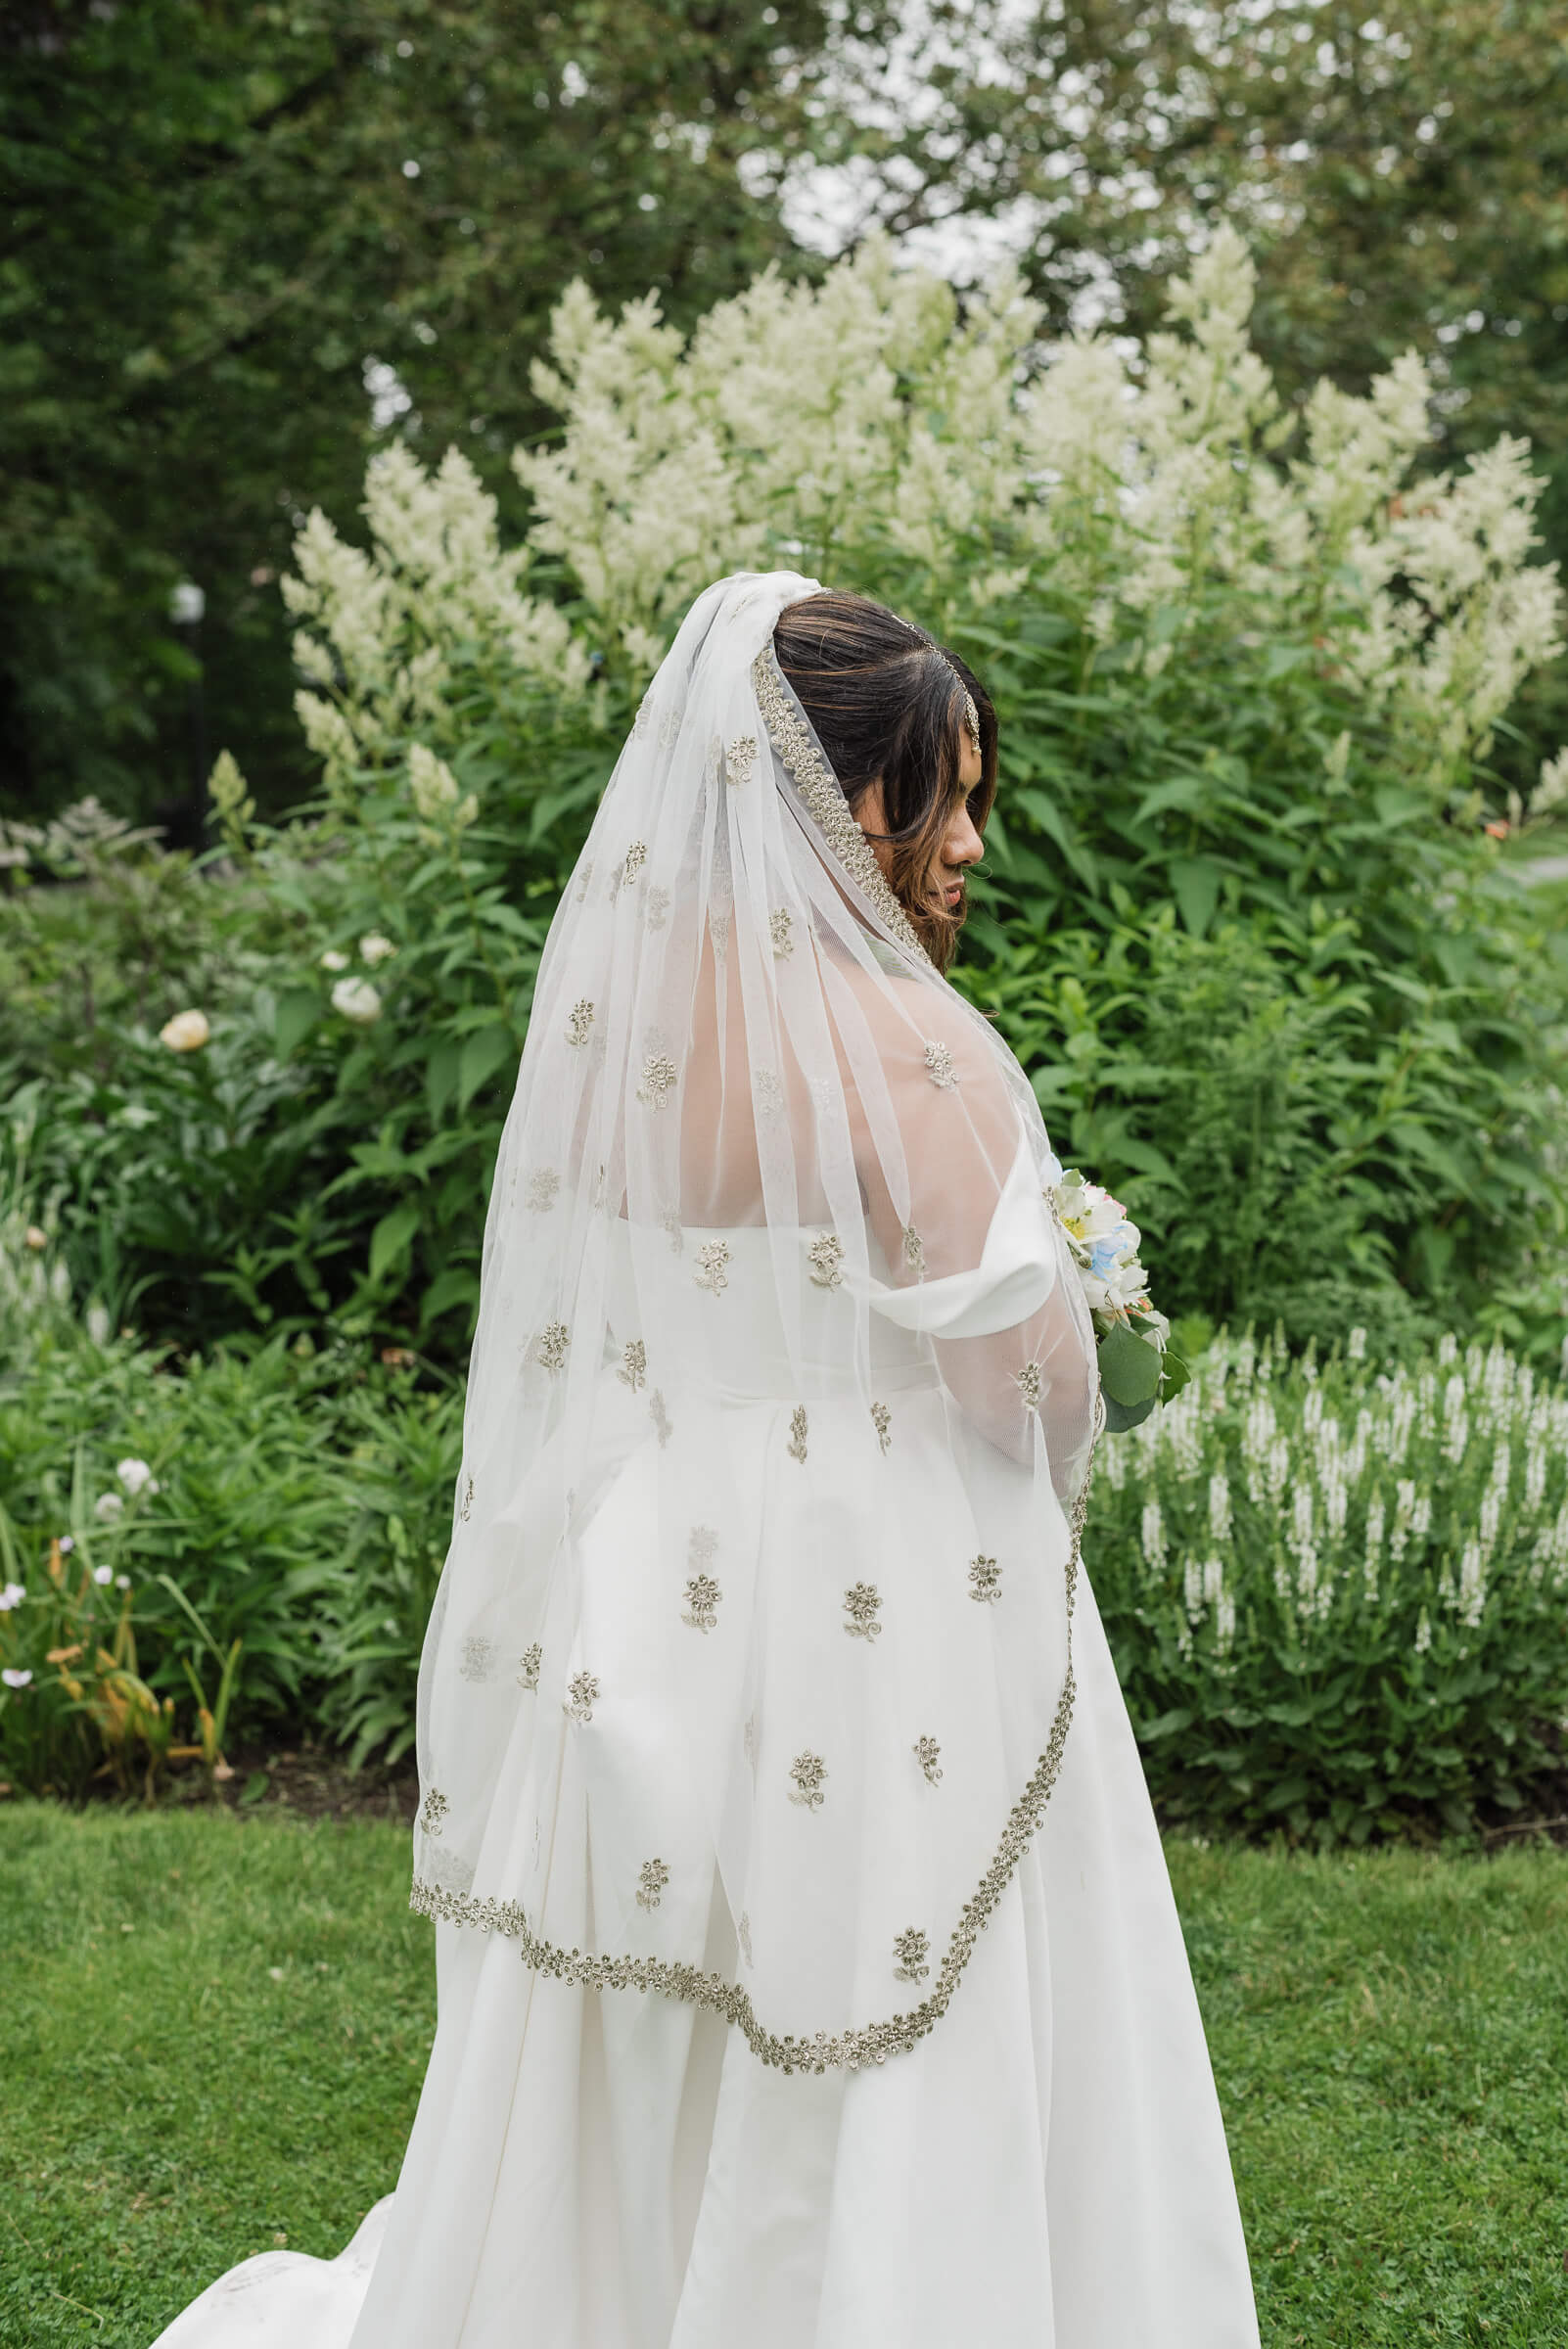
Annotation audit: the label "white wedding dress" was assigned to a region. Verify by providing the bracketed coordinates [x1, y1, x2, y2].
[151, 573, 1260, 2347]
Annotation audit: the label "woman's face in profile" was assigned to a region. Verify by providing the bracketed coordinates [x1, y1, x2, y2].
[857, 726, 987, 924]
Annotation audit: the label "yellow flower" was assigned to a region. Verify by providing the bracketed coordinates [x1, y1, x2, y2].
[159, 1010, 210, 1052]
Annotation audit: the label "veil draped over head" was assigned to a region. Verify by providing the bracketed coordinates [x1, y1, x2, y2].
[410, 571, 1101, 2074]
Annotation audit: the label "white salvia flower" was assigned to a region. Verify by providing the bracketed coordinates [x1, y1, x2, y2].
[115, 1457, 157, 1497]
[331, 977, 383, 1026]
[359, 934, 397, 966]
[94, 1493, 124, 1521]
[160, 1009, 210, 1052]
[1364, 1492, 1385, 1571]
[1202, 1555, 1226, 1607]
[319, 948, 350, 972]
[1526, 1443, 1546, 1511]
[1410, 1496, 1433, 1543]
[1390, 1480, 1416, 1563]
[1478, 1484, 1503, 1561]
[51, 1262, 71, 1306]
[1266, 1437, 1290, 1503]
[1414, 1609, 1433, 1655]
[1438, 1334, 1459, 1366]
[1214, 1588, 1237, 1654]
[1140, 1499, 1167, 1573]
[86, 1302, 111, 1346]
[1208, 1471, 1232, 1543]
[1455, 1539, 1487, 1628]
[1346, 1325, 1367, 1361]
[1183, 1556, 1205, 1622]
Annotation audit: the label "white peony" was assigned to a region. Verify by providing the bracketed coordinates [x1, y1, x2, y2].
[359, 933, 397, 966]
[160, 1009, 210, 1052]
[332, 976, 383, 1025]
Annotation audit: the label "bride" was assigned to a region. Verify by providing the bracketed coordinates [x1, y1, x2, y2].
[155, 573, 1260, 2347]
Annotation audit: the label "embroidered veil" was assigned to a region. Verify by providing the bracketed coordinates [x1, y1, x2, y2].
[409, 569, 1101, 2074]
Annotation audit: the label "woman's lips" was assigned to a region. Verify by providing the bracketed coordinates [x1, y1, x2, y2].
[944, 882, 963, 907]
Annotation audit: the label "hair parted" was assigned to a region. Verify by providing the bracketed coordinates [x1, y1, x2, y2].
[771, 591, 996, 970]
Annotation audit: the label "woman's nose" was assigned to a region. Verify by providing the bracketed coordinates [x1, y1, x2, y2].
[945, 806, 985, 866]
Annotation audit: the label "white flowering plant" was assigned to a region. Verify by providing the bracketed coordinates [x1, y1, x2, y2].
[1086, 1328, 1568, 1842]
[1047, 1164, 1188, 1430]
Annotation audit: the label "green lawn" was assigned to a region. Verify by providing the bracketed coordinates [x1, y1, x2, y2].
[2, 1806, 1565, 2346]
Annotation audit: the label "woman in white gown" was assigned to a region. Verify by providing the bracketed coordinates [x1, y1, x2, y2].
[155, 573, 1260, 2348]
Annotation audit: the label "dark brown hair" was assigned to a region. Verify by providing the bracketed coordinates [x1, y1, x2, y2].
[772, 590, 996, 969]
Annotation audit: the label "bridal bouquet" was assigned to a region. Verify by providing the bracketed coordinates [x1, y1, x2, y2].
[1045, 1164, 1188, 1432]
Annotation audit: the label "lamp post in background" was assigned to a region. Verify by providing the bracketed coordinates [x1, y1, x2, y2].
[169, 578, 208, 849]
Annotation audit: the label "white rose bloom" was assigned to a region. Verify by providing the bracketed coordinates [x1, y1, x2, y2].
[115, 1457, 157, 1497]
[320, 948, 350, 972]
[332, 976, 383, 1026]
[160, 1009, 210, 1052]
[94, 1492, 124, 1521]
[359, 933, 397, 966]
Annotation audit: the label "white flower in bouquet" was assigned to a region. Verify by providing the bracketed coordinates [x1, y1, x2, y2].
[331, 976, 383, 1026]
[159, 1009, 210, 1052]
[115, 1457, 160, 1497]
[1046, 1164, 1181, 1428]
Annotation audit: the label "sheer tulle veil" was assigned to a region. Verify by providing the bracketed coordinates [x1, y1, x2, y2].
[408, 568, 1101, 2073]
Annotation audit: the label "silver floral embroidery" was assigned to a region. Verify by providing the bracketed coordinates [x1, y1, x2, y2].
[923, 1040, 958, 1090]
[646, 884, 670, 930]
[518, 1643, 542, 1691]
[623, 841, 648, 885]
[638, 1052, 678, 1108]
[1015, 1361, 1044, 1408]
[807, 1232, 845, 1290]
[683, 1572, 722, 1632]
[658, 704, 681, 750]
[566, 999, 595, 1047]
[618, 1339, 647, 1390]
[459, 1472, 474, 1522]
[751, 647, 932, 968]
[418, 1787, 449, 1836]
[968, 1554, 1002, 1604]
[636, 1858, 669, 1911]
[661, 1208, 684, 1256]
[534, 1320, 570, 1372]
[902, 1224, 926, 1276]
[755, 1068, 786, 1117]
[724, 734, 758, 787]
[843, 1583, 883, 1640]
[459, 1633, 496, 1682]
[913, 1734, 944, 1785]
[789, 1751, 827, 1810]
[694, 1240, 731, 1295]
[406, 1400, 1107, 2083]
[787, 1405, 808, 1464]
[565, 1671, 599, 1724]
[737, 1911, 754, 1966]
[769, 907, 795, 958]
[894, 1927, 931, 1982]
[870, 1401, 892, 1454]
[633, 693, 652, 739]
[575, 859, 595, 903]
[525, 1168, 560, 1213]
[711, 909, 730, 960]
[650, 1390, 673, 1448]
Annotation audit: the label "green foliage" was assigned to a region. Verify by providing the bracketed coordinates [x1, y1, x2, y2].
[1088, 1331, 1568, 1844]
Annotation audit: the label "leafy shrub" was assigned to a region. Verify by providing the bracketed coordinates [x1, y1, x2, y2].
[5, 226, 1567, 1364]
[1087, 1329, 1568, 1843]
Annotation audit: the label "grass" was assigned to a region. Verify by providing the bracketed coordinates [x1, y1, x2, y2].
[1, 1807, 1565, 2347]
